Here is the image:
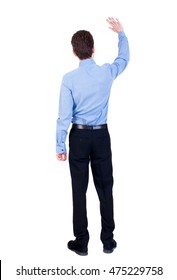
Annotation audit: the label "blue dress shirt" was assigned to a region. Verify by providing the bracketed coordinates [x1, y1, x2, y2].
[56, 31, 130, 154]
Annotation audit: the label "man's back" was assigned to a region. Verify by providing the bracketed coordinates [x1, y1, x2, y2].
[57, 31, 129, 147]
[62, 58, 113, 125]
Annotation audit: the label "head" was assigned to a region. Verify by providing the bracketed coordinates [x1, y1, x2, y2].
[71, 30, 94, 60]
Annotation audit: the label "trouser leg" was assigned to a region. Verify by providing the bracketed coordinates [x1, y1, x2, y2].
[69, 128, 90, 247]
[90, 129, 115, 246]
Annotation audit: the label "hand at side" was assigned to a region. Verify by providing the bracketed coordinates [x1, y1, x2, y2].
[56, 153, 67, 161]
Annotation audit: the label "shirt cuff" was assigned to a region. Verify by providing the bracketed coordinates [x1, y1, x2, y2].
[56, 143, 66, 154]
[118, 31, 126, 37]
[56, 129, 67, 154]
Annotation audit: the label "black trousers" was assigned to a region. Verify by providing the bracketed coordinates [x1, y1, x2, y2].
[69, 126, 115, 247]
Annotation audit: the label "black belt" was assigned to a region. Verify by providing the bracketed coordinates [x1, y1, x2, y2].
[72, 124, 107, 130]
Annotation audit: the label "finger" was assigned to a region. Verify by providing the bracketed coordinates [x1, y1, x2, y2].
[56, 154, 62, 160]
[107, 17, 114, 22]
[109, 17, 116, 22]
[58, 157, 65, 161]
[62, 153, 67, 160]
[107, 19, 117, 26]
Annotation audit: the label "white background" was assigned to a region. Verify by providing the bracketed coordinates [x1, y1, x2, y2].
[0, 0, 177, 279]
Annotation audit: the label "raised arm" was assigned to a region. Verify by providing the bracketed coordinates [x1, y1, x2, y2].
[106, 17, 130, 78]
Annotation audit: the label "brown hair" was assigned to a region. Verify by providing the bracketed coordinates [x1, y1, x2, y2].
[71, 30, 94, 60]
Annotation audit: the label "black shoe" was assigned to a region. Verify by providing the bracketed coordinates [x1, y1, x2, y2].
[103, 240, 117, 254]
[67, 240, 88, 256]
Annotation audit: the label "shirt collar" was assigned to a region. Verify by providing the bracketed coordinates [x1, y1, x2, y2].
[79, 58, 95, 67]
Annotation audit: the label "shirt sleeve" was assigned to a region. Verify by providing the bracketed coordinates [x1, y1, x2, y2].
[110, 31, 130, 79]
[56, 79, 73, 154]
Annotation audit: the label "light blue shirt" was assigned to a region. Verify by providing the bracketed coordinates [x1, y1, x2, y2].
[56, 31, 130, 154]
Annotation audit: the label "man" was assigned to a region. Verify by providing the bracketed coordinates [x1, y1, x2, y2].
[56, 17, 130, 256]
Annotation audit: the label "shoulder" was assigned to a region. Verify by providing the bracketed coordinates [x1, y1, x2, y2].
[100, 63, 113, 72]
[62, 68, 79, 81]
[61, 68, 79, 87]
